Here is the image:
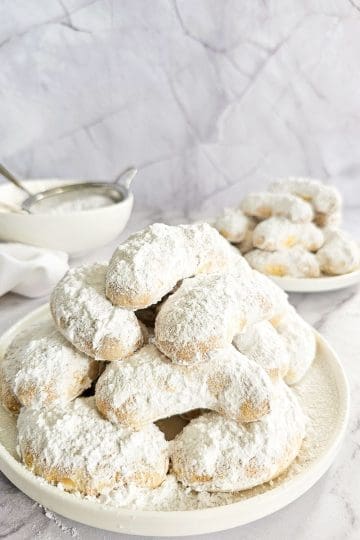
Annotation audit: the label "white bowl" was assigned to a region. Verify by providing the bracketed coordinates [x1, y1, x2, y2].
[0, 179, 133, 254]
[0, 305, 349, 536]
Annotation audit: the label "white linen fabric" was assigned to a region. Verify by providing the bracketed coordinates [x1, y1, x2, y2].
[0, 243, 68, 298]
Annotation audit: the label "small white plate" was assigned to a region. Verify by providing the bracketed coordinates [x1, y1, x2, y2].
[270, 268, 360, 293]
[0, 305, 350, 537]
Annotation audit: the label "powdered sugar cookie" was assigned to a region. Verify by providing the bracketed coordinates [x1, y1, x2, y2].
[213, 208, 256, 243]
[269, 177, 341, 216]
[95, 344, 272, 429]
[233, 321, 289, 380]
[252, 217, 324, 252]
[50, 263, 143, 361]
[235, 230, 255, 255]
[135, 289, 176, 329]
[171, 383, 306, 492]
[17, 397, 168, 495]
[245, 247, 320, 278]
[241, 192, 313, 223]
[316, 229, 360, 275]
[314, 210, 341, 228]
[105, 223, 250, 310]
[0, 317, 101, 414]
[154, 271, 288, 364]
[273, 307, 316, 385]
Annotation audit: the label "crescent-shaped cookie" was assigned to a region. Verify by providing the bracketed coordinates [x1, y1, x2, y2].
[213, 208, 256, 243]
[95, 343, 273, 429]
[0, 317, 101, 414]
[269, 177, 341, 216]
[234, 225, 256, 254]
[17, 397, 168, 495]
[316, 228, 360, 275]
[245, 247, 320, 278]
[233, 320, 289, 380]
[272, 307, 316, 385]
[105, 223, 250, 310]
[50, 263, 143, 361]
[252, 217, 324, 252]
[241, 192, 313, 223]
[171, 383, 306, 492]
[154, 271, 288, 364]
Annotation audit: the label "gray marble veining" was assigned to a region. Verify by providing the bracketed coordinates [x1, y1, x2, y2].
[1, 0, 360, 214]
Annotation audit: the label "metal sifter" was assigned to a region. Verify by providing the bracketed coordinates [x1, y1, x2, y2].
[0, 163, 137, 214]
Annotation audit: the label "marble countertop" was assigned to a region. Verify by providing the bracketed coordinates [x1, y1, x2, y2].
[0, 208, 360, 540]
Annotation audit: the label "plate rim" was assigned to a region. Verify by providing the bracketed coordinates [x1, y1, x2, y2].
[269, 268, 360, 292]
[0, 304, 350, 536]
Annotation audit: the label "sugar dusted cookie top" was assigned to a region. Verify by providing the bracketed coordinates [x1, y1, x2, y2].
[241, 192, 314, 223]
[105, 222, 250, 310]
[245, 247, 320, 278]
[316, 228, 360, 275]
[273, 306, 316, 385]
[269, 177, 341, 215]
[0, 317, 100, 413]
[17, 397, 168, 495]
[50, 263, 143, 361]
[213, 208, 256, 243]
[171, 382, 306, 492]
[252, 217, 324, 252]
[233, 320, 289, 380]
[95, 343, 272, 428]
[155, 270, 288, 364]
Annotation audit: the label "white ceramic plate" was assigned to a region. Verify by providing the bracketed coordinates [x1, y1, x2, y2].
[0, 305, 349, 537]
[269, 268, 360, 292]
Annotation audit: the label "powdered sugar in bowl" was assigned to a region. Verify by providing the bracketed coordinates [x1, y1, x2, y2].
[0, 175, 134, 255]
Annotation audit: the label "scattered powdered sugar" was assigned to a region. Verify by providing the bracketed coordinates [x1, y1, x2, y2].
[292, 347, 340, 467]
[95, 343, 272, 428]
[39, 505, 79, 537]
[17, 397, 168, 494]
[245, 247, 320, 278]
[50, 263, 143, 360]
[105, 222, 250, 309]
[155, 271, 288, 363]
[241, 192, 314, 223]
[33, 192, 115, 215]
[92, 473, 240, 510]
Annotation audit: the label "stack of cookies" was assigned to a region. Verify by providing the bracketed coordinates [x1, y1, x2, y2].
[1, 222, 316, 497]
[213, 177, 360, 278]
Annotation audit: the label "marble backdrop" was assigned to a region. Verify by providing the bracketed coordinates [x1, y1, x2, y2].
[1, 0, 360, 217]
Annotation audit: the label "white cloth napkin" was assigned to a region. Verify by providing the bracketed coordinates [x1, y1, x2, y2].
[0, 243, 69, 298]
